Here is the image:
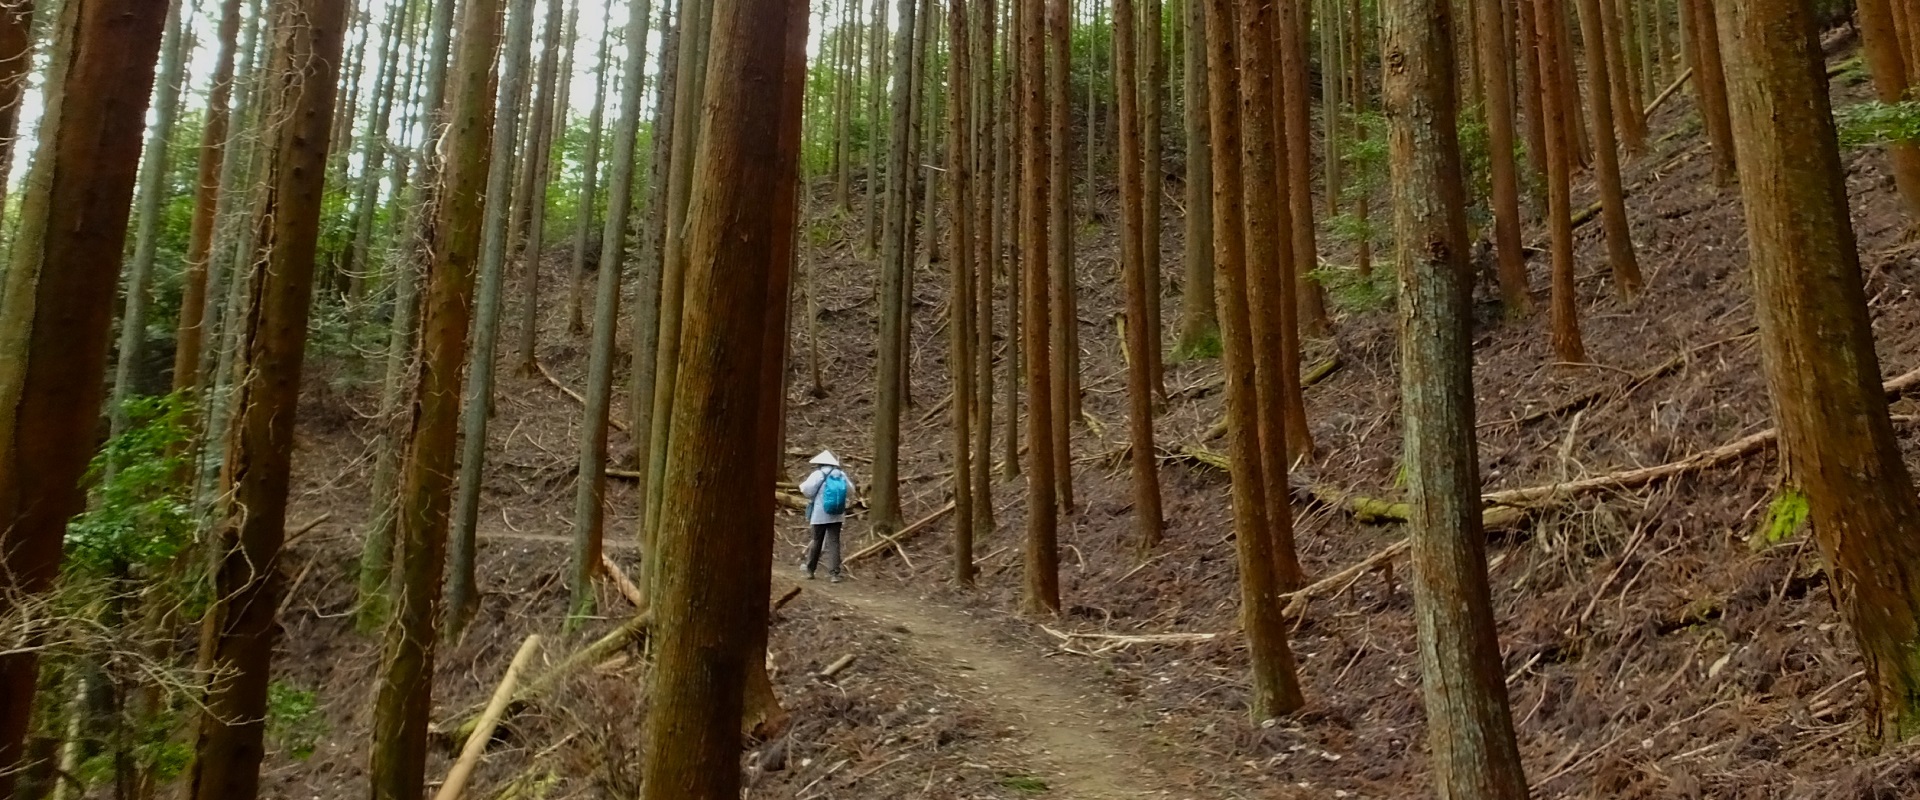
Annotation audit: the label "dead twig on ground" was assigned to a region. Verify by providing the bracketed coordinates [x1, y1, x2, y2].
[434, 634, 543, 800]
[844, 501, 957, 566]
[535, 361, 628, 432]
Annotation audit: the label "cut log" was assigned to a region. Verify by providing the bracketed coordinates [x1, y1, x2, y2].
[434, 634, 543, 800]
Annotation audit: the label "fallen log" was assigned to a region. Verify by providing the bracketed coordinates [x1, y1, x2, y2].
[843, 501, 958, 566]
[434, 634, 542, 800]
[441, 613, 650, 744]
[536, 361, 628, 433]
[1042, 626, 1223, 656]
[1182, 364, 1920, 518]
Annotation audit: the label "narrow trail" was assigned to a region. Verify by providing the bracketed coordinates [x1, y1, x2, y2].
[481, 529, 1192, 798]
[797, 577, 1183, 800]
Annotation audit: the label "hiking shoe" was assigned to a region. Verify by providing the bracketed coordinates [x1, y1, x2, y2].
[830, 575, 843, 584]
[804, 570, 815, 581]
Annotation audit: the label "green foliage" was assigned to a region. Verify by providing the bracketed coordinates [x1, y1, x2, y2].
[999, 775, 1050, 795]
[65, 395, 196, 575]
[1832, 56, 1870, 87]
[1751, 487, 1811, 551]
[1311, 264, 1395, 314]
[267, 681, 326, 761]
[1835, 100, 1920, 149]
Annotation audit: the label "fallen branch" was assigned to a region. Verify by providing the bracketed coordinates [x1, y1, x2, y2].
[1197, 357, 1347, 441]
[536, 361, 628, 432]
[442, 614, 650, 744]
[1182, 365, 1920, 519]
[844, 501, 958, 566]
[772, 586, 802, 612]
[1042, 625, 1223, 656]
[1644, 68, 1693, 117]
[434, 634, 543, 800]
[815, 654, 858, 681]
[600, 555, 647, 611]
[282, 512, 334, 549]
[1499, 332, 1754, 429]
[1280, 539, 1411, 618]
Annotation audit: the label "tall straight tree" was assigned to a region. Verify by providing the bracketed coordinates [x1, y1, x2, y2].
[1211, 0, 1305, 718]
[1684, 0, 1735, 184]
[1573, 0, 1644, 296]
[360, 0, 460, 622]
[513, 0, 572, 374]
[1115, 0, 1166, 554]
[175, 0, 249, 400]
[186, 0, 345, 793]
[970, 0, 998, 545]
[110, 0, 188, 444]
[564, 5, 613, 336]
[1857, 0, 1920, 218]
[871, 0, 920, 539]
[0, 0, 33, 218]
[1141, 0, 1166, 395]
[1018, 0, 1062, 615]
[640, 0, 717, 564]
[448, 0, 539, 634]
[1276, 0, 1331, 336]
[0, 0, 168, 791]
[1536, 0, 1585, 362]
[627, 1, 678, 466]
[1241, 0, 1308, 580]
[1381, 0, 1531, 792]
[1175, 0, 1219, 357]
[1477, 0, 1533, 316]
[1047, 0, 1076, 512]
[344, 0, 409, 301]
[572, 0, 653, 616]
[368, 0, 502, 792]
[1717, 0, 1920, 743]
[637, 1, 806, 795]
[949, 0, 978, 585]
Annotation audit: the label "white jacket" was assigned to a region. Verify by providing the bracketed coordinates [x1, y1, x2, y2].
[799, 466, 854, 525]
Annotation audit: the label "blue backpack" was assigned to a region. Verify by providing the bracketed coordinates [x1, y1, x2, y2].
[820, 470, 849, 516]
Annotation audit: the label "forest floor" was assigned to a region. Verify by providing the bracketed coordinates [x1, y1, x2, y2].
[264, 35, 1920, 800]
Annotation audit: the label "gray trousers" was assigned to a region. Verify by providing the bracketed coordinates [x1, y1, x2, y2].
[805, 522, 843, 577]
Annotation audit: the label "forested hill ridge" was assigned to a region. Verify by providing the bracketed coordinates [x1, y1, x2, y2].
[5, 0, 1920, 799]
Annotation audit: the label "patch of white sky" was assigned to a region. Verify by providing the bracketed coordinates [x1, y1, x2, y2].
[8, 0, 858, 194]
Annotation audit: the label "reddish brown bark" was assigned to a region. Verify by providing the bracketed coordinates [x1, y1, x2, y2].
[638, 2, 806, 794]
[1536, 0, 1586, 362]
[0, 1, 169, 792]
[1717, 0, 1920, 744]
[1209, 0, 1306, 719]
[188, 0, 346, 794]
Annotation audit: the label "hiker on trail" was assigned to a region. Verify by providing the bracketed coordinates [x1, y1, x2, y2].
[799, 450, 855, 583]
